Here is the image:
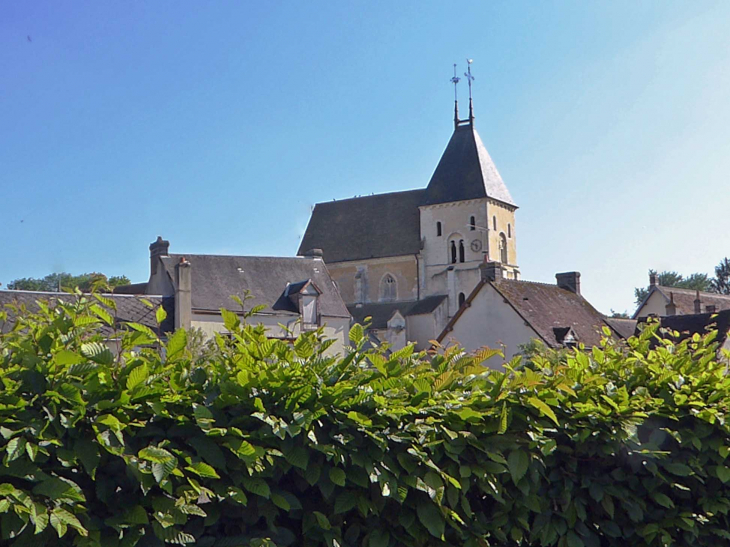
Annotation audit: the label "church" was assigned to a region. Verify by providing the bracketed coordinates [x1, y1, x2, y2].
[298, 84, 519, 350]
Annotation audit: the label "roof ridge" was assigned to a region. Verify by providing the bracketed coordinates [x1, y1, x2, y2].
[496, 278, 561, 289]
[316, 188, 426, 206]
[168, 253, 317, 261]
[0, 289, 164, 299]
[658, 285, 730, 298]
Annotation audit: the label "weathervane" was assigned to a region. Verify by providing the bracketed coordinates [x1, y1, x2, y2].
[464, 58, 475, 122]
[451, 64, 461, 127]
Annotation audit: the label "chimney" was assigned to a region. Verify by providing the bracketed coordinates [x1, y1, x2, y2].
[149, 236, 170, 276]
[480, 261, 504, 282]
[174, 257, 192, 330]
[666, 292, 677, 316]
[707, 305, 717, 313]
[302, 248, 324, 259]
[694, 290, 701, 314]
[556, 272, 581, 295]
[649, 271, 658, 287]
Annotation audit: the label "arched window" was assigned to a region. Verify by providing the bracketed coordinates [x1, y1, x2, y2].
[508, 223, 512, 238]
[459, 240, 465, 263]
[450, 240, 457, 264]
[380, 274, 397, 302]
[499, 233, 508, 264]
[458, 292, 466, 307]
[470, 216, 476, 231]
[436, 222, 442, 237]
[493, 216, 497, 231]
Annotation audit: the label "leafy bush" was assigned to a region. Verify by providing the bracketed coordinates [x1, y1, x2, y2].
[2, 295, 730, 546]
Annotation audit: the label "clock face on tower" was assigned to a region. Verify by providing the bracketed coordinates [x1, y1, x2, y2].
[470, 239, 482, 252]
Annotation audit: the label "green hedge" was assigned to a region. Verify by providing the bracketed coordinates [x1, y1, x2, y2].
[2, 295, 730, 546]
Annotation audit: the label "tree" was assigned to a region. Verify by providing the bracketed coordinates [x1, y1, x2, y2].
[634, 269, 714, 305]
[6, 272, 130, 292]
[712, 257, 730, 295]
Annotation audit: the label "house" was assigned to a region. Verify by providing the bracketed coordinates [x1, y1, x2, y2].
[436, 263, 627, 363]
[115, 238, 351, 354]
[298, 92, 519, 349]
[633, 272, 730, 319]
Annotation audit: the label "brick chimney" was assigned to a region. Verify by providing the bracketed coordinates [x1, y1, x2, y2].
[175, 256, 192, 330]
[480, 261, 504, 282]
[556, 272, 581, 295]
[694, 290, 701, 314]
[649, 271, 658, 287]
[666, 292, 677, 316]
[149, 236, 170, 276]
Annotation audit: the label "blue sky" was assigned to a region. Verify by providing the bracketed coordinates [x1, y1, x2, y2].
[1, 1, 729, 315]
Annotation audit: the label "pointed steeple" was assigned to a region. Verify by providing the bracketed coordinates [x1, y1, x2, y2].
[424, 124, 515, 206]
[425, 61, 516, 207]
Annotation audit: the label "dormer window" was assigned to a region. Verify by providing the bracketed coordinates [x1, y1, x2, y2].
[301, 294, 318, 326]
[553, 327, 578, 349]
[436, 222, 442, 237]
[283, 279, 321, 330]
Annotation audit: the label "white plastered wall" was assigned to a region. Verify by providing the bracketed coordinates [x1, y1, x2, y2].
[441, 283, 542, 365]
[190, 313, 350, 356]
[634, 290, 668, 318]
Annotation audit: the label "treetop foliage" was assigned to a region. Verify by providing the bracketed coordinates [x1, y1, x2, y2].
[634, 269, 714, 305]
[5, 273, 130, 293]
[3, 295, 730, 546]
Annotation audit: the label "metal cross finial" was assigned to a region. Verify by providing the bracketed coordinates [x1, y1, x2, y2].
[464, 59, 475, 122]
[464, 59, 474, 100]
[450, 64, 460, 101]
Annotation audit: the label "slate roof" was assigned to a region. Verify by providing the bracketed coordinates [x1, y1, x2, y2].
[438, 279, 621, 348]
[634, 286, 730, 318]
[643, 309, 730, 347]
[298, 189, 425, 263]
[160, 254, 350, 318]
[348, 295, 447, 330]
[424, 124, 516, 207]
[0, 290, 174, 336]
[113, 282, 148, 295]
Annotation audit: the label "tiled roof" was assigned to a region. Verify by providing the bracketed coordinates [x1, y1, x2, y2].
[0, 290, 175, 336]
[492, 280, 613, 348]
[604, 317, 638, 339]
[438, 279, 622, 348]
[161, 254, 350, 318]
[298, 189, 425, 263]
[640, 286, 730, 317]
[424, 124, 516, 207]
[348, 295, 447, 330]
